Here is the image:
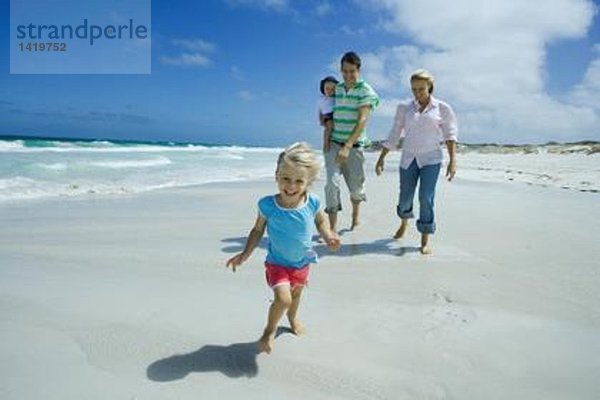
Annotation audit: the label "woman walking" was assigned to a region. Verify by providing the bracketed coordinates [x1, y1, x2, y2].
[375, 69, 458, 254]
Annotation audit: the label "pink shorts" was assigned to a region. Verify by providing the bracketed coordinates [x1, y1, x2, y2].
[265, 262, 310, 289]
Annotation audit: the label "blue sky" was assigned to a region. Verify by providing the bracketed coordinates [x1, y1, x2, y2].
[1, 0, 599, 146]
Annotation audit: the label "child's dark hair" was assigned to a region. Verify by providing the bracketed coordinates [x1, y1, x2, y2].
[319, 76, 339, 95]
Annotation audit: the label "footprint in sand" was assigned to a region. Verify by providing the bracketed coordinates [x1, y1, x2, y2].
[422, 292, 477, 341]
[266, 361, 390, 400]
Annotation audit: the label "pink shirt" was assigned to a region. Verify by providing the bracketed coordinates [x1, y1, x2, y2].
[383, 96, 458, 169]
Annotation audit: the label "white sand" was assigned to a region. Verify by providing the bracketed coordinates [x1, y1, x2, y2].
[1, 164, 599, 400]
[456, 152, 600, 192]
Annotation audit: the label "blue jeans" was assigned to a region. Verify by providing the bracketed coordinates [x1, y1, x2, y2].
[397, 159, 441, 234]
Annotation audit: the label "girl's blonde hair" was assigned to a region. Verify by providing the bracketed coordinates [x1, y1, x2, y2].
[410, 69, 435, 94]
[276, 142, 320, 182]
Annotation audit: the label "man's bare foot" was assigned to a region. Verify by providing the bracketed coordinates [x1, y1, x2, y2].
[420, 234, 432, 255]
[393, 221, 408, 239]
[258, 330, 276, 354]
[350, 218, 360, 231]
[289, 319, 306, 336]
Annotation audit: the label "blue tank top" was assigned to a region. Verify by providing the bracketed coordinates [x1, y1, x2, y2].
[258, 193, 321, 268]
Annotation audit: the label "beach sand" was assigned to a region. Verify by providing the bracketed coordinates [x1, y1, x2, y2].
[1, 166, 599, 399]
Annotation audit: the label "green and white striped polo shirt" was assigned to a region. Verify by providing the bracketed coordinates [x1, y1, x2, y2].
[332, 80, 379, 146]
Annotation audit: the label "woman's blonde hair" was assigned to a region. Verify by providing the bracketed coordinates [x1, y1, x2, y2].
[276, 142, 320, 182]
[410, 69, 435, 94]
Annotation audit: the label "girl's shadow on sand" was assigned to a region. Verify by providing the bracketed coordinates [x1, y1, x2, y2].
[146, 329, 292, 381]
[221, 236, 419, 258]
[147, 341, 260, 381]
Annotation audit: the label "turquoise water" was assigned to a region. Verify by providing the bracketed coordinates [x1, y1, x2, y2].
[0, 136, 282, 202]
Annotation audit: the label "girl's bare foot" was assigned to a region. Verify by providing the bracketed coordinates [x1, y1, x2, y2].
[258, 329, 276, 354]
[289, 319, 306, 336]
[394, 220, 408, 239]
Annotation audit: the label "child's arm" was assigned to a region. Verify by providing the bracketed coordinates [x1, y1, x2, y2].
[315, 210, 341, 251]
[226, 215, 267, 272]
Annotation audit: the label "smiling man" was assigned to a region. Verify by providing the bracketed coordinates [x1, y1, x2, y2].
[324, 51, 379, 232]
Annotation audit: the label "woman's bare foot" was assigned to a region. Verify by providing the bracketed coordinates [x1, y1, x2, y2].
[258, 329, 276, 354]
[393, 220, 409, 239]
[420, 234, 432, 255]
[289, 318, 306, 336]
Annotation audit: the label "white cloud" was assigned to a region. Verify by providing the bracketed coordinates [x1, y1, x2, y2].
[231, 66, 244, 81]
[569, 44, 600, 108]
[160, 53, 212, 67]
[226, 0, 289, 12]
[239, 90, 255, 101]
[162, 38, 216, 68]
[372, 0, 594, 48]
[315, 1, 332, 17]
[172, 39, 216, 53]
[360, 46, 421, 90]
[357, 0, 599, 143]
[340, 25, 366, 36]
[373, 96, 404, 118]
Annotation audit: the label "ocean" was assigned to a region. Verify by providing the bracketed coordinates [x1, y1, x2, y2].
[1, 136, 598, 203]
[0, 136, 282, 202]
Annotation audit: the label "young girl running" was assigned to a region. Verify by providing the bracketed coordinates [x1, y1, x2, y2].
[226, 142, 340, 354]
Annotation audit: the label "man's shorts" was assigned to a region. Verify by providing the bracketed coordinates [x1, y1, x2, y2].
[265, 262, 310, 289]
